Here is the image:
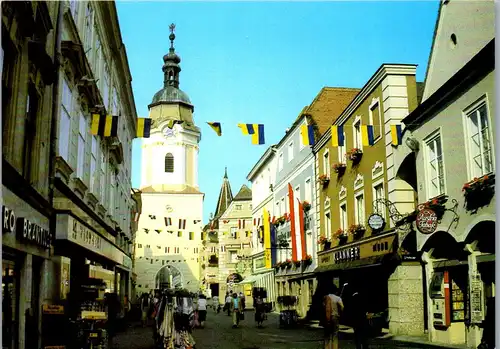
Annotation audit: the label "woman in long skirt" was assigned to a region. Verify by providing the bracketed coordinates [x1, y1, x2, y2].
[254, 296, 265, 328]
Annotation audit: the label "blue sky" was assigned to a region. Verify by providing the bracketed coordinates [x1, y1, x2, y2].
[116, 1, 439, 223]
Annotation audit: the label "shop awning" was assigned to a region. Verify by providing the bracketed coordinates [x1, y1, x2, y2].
[236, 271, 273, 285]
[314, 255, 386, 273]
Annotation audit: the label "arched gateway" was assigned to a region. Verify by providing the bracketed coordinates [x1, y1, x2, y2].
[155, 264, 183, 289]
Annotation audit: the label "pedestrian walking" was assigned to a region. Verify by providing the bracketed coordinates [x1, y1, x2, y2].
[230, 293, 242, 328]
[197, 294, 208, 328]
[140, 293, 150, 327]
[212, 295, 219, 312]
[239, 291, 246, 310]
[351, 290, 369, 349]
[323, 284, 344, 349]
[225, 293, 232, 316]
[254, 295, 266, 328]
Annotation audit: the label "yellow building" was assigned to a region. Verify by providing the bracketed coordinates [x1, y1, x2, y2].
[313, 64, 425, 336]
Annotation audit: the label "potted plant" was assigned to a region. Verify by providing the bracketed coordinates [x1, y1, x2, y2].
[318, 236, 331, 251]
[318, 174, 330, 188]
[282, 259, 292, 269]
[332, 162, 347, 175]
[274, 262, 283, 270]
[303, 254, 313, 267]
[293, 260, 302, 268]
[416, 195, 449, 220]
[335, 228, 348, 243]
[303, 201, 312, 212]
[347, 148, 363, 163]
[348, 224, 366, 239]
[462, 174, 495, 212]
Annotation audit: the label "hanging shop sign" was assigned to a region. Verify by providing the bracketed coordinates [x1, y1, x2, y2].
[2, 206, 52, 248]
[415, 208, 438, 234]
[367, 213, 385, 231]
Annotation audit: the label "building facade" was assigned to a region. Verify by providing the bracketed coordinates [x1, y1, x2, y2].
[2, 2, 59, 348]
[245, 146, 278, 307]
[273, 87, 359, 318]
[394, 1, 495, 347]
[133, 26, 204, 295]
[217, 185, 254, 303]
[313, 64, 424, 336]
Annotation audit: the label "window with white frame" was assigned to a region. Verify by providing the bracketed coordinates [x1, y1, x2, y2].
[323, 151, 330, 177]
[339, 202, 347, 230]
[70, 0, 78, 20]
[324, 211, 331, 238]
[76, 111, 86, 179]
[93, 28, 102, 78]
[355, 192, 365, 225]
[278, 152, 283, 171]
[100, 144, 107, 201]
[425, 131, 445, 199]
[112, 87, 119, 115]
[373, 182, 385, 218]
[103, 65, 110, 109]
[304, 178, 312, 203]
[280, 197, 285, 215]
[59, 78, 72, 161]
[84, 4, 93, 55]
[369, 100, 382, 140]
[90, 135, 98, 193]
[338, 130, 346, 164]
[275, 201, 281, 217]
[353, 119, 362, 149]
[229, 250, 238, 263]
[465, 100, 493, 177]
[288, 141, 294, 162]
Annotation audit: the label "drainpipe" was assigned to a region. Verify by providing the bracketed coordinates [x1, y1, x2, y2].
[48, 1, 63, 241]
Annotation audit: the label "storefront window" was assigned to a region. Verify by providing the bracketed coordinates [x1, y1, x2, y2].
[3, 259, 18, 349]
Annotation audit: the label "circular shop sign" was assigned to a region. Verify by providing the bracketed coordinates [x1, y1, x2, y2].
[415, 208, 438, 234]
[367, 214, 385, 231]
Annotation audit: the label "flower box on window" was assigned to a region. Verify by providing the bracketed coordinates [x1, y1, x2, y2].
[334, 228, 349, 243]
[347, 148, 363, 163]
[319, 174, 330, 188]
[293, 260, 302, 268]
[462, 174, 495, 212]
[303, 255, 313, 266]
[282, 259, 292, 269]
[332, 163, 347, 174]
[348, 224, 366, 239]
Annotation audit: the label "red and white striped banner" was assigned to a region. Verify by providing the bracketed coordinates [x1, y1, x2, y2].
[297, 198, 307, 260]
[238, 219, 246, 229]
[288, 183, 298, 260]
[164, 217, 172, 226]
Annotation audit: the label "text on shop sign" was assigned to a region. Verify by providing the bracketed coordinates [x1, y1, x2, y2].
[72, 219, 102, 250]
[2, 206, 52, 248]
[335, 246, 360, 263]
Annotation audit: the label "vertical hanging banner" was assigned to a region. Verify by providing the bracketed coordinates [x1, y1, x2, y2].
[263, 209, 272, 268]
[300, 124, 315, 146]
[361, 125, 375, 146]
[391, 124, 403, 146]
[297, 199, 307, 260]
[331, 125, 345, 147]
[91, 114, 118, 137]
[270, 222, 277, 267]
[238, 123, 265, 145]
[288, 184, 297, 261]
[136, 118, 152, 138]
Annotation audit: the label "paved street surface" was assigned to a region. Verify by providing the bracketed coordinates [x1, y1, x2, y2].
[113, 311, 439, 349]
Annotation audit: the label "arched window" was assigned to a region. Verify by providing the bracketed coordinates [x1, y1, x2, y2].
[165, 153, 174, 173]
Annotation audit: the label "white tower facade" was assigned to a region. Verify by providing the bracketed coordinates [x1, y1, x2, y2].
[134, 24, 204, 294]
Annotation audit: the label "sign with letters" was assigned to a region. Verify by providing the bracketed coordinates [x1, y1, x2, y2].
[2, 205, 52, 248]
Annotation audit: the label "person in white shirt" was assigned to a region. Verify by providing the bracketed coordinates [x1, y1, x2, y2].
[197, 294, 208, 328]
[212, 295, 219, 312]
[225, 293, 232, 316]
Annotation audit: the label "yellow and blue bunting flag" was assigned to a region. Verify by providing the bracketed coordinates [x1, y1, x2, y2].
[300, 125, 315, 146]
[207, 122, 222, 136]
[167, 119, 184, 129]
[91, 114, 118, 137]
[136, 118, 152, 138]
[331, 125, 345, 147]
[238, 123, 265, 145]
[391, 124, 403, 146]
[361, 125, 375, 146]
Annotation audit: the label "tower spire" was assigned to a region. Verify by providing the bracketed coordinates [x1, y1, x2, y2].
[162, 23, 181, 88]
[224, 167, 228, 179]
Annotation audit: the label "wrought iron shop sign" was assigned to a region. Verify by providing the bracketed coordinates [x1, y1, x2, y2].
[2, 206, 52, 248]
[415, 208, 438, 234]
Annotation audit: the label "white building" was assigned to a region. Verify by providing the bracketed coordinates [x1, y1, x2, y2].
[133, 25, 203, 294]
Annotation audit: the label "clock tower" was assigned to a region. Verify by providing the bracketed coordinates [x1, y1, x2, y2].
[139, 23, 201, 192]
[135, 24, 203, 295]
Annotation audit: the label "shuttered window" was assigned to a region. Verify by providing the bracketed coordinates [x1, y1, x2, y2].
[165, 153, 174, 173]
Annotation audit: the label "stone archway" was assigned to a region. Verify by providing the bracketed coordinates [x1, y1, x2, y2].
[155, 264, 183, 289]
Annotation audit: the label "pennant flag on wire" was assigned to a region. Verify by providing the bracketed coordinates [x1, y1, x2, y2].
[300, 124, 315, 146]
[164, 217, 172, 227]
[391, 124, 403, 146]
[361, 125, 375, 146]
[167, 119, 184, 129]
[91, 114, 118, 137]
[207, 122, 222, 136]
[238, 123, 265, 145]
[331, 125, 345, 147]
[136, 118, 152, 138]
